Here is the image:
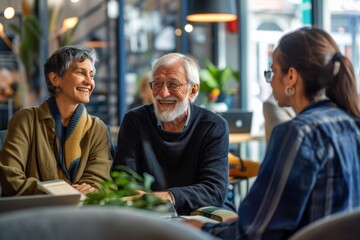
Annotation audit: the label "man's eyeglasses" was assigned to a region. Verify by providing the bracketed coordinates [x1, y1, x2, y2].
[264, 70, 274, 83]
[149, 81, 188, 92]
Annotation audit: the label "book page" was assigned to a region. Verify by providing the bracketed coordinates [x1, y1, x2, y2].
[38, 180, 85, 200]
[180, 215, 220, 223]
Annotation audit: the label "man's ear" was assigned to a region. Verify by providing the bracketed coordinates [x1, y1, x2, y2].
[189, 84, 199, 101]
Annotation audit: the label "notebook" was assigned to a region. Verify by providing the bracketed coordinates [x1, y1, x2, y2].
[0, 194, 81, 214]
[217, 110, 253, 133]
[38, 180, 86, 201]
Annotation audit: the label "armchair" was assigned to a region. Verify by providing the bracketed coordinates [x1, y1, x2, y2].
[0, 206, 216, 240]
[289, 209, 360, 240]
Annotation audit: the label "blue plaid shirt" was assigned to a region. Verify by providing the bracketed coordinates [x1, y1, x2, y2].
[203, 99, 360, 240]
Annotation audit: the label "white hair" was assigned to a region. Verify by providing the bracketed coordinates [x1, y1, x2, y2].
[151, 53, 200, 101]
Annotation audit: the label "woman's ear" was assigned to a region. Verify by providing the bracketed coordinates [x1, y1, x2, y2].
[287, 67, 299, 87]
[49, 72, 58, 86]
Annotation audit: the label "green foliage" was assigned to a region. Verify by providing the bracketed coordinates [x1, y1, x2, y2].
[58, 21, 80, 47]
[9, 13, 79, 90]
[9, 15, 41, 86]
[83, 166, 168, 211]
[59, 29, 75, 47]
[199, 60, 240, 95]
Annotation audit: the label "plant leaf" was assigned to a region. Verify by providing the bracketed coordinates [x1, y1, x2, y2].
[199, 60, 240, 96]
[83, 167, 169, 211]
[143, 172, 155, 190]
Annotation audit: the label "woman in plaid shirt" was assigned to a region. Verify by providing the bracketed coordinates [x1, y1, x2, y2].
[186, 27, 360, 240]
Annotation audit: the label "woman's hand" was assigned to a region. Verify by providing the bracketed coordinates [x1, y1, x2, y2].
[183, 219, 206, 229]
[72, 183, 95, 195]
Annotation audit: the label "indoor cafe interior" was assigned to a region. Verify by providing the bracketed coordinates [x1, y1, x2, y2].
[0, 0, 360, 239]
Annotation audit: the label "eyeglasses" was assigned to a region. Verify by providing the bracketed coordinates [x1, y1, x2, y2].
[149, 81, 188, 92]
[264, 70, 274, 83]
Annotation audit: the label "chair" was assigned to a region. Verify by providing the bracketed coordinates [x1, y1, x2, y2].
[0, 206, 216, 240]
[228, 152, 260, 207]
[228, 152, 260, 179]
[289, 209, 360, 240]
[0, 129, 7, 196]
[0, 129, 7, 150]
[106, 125, 117, 161]
[0, 98, 14, 130]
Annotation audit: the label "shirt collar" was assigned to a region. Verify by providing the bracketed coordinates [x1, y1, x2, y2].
[299, 99, 333, 114]
[157, 105, 191, 131]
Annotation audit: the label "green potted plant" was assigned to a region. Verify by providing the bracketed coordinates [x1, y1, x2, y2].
[199, 60, 240, 107]
[9, 1, 79, 100]
[83, 166, 171, 213]
[10, 15, 41, 95]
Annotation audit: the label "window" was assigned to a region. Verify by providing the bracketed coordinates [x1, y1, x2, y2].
[324, 0, 360, 91]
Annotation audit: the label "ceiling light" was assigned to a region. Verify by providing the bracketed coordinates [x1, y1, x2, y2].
[4, 7, 15, 20]
[187, 0, 237, 23]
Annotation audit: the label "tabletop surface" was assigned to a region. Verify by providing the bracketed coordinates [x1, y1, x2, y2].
[229, 133, 264, 144]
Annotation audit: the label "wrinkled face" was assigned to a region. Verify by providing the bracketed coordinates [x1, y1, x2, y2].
[54, 59, 95, 105]
[152, 61, 191, 122]
[271, 49, 289, 107]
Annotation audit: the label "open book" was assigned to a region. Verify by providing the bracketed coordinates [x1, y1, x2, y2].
[37, 180, 85, 201]
[189, 206, 238, 222]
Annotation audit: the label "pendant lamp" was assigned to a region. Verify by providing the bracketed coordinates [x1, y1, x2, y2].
[187, 0, 237, 23]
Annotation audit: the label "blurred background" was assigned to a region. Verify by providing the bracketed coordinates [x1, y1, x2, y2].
[0, 0, 359, 132]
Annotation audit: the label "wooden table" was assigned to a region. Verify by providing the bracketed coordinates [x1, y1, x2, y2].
[229, 133, 265, 158]
[229, 133, 265, 144]
[111, 127, 265, 145]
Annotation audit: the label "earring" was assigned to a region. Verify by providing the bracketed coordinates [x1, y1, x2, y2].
[55, 85, 61, 94]
[285, 86, 295, 96]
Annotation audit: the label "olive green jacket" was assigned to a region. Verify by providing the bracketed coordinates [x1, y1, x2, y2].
[0, 100, 112, 196]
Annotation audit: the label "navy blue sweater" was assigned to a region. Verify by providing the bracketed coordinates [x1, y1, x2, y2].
[115, 104, 234, 215]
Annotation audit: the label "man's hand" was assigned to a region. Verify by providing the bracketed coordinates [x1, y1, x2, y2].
[153, 191, 174, 203]
[122, 190, 174, 203]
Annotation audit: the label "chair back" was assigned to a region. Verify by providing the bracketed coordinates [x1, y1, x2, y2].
[0, 129, 7, 196]
[228, 152, 260, 178]
[0, 206, 215, 240]
[289, 209, 360, 240]
[0, 129, 7, 150]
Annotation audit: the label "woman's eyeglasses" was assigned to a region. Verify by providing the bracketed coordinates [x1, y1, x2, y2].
[149, 81, 188, 92]
[264, 70, 274, 83]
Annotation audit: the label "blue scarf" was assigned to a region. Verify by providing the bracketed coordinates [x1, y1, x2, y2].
[48, 97, 92, 182]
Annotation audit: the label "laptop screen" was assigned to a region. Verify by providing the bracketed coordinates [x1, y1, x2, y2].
[0, 194, 81, 214]
[217, 110, 253, 133]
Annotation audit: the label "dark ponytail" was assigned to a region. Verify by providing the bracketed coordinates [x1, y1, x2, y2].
[277, 27, 360, 117]
[326, 53, 360, 117]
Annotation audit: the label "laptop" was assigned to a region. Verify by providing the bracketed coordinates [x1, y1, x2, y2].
[0, 194, 81, 214]
[217, 109, 253, 133]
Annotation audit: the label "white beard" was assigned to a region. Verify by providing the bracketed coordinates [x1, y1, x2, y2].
[154, 93, 190, 122]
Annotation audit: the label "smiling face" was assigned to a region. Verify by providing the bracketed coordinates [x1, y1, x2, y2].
[51, 59, 95, 107]
[152, 60, 193, 122]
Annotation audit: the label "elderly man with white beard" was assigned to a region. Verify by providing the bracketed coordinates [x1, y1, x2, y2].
[114, 53, 235, 215]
